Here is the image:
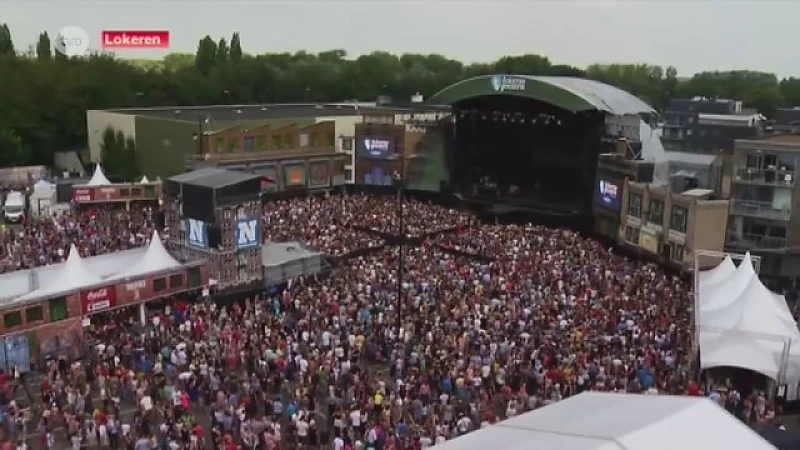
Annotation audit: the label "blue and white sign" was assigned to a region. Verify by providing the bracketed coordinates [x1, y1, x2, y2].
[491, 75, 526, 92]
[186, 218, 208, 248]
[235, 218, 261, 250]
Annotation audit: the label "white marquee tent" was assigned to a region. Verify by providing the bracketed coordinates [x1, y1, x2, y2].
[112, 231, 181, 280]
[139, 175, 150, 184]
[86, 164, 111, 186]
[697, 253, 800, 392]
[14, 245, 102, 302]
[432, 392, 776, 450]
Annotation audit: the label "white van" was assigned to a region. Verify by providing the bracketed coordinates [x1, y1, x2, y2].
[3, 191, 25, 223]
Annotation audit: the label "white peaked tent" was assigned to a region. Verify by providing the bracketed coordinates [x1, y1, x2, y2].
[698, 253, 756, 313]
[86, 164, 111, 186]
[15, 245, 102, 301]
[700, 277, 798, 337]
[112, 231, 180, 280]
[139, 175, 150, 184]
[432, 392, 777, 450]
[698, 255, 736, 286]
[700, 331, 785, 381]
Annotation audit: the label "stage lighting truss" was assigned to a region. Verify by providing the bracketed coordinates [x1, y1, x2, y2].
[455, 109, 565, 126]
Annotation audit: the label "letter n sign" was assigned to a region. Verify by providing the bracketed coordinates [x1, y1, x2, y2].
[186, 218, 208, 248]
[235, 219, 260, 250]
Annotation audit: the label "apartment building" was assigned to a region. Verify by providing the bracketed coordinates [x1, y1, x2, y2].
[661, 97, 763, 154]
[619, 180, 730, 269]
[728, 135, 800, 277]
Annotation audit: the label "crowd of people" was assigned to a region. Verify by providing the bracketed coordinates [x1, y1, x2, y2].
[0, 196, 786, 449]
[0, 204, 156, 274]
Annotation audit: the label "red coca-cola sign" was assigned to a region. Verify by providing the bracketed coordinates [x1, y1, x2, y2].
[80, 285, 117, 314]
[72, 187, 94, 202]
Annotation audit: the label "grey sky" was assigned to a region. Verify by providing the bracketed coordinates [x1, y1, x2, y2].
[4, 1, 800, 78]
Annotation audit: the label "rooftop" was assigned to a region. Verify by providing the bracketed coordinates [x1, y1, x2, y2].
[168, 167, 262, 189]
[261, 241, 321, 267]
[99, 102, 449, 123]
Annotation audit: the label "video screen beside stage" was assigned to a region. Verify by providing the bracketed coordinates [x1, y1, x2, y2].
[595, 179, 621, 211]
[357, 137, 394, 159]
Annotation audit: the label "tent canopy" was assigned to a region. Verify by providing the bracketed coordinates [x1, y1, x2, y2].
[86, 164, 111, 186]
[112, 231, 180, 280]
[139, 175, 150, 184]
[698, 255, 736, 286]
[14, 245, 102, 302]
[699, 277, 798, 336]
[700, 331, 784, 380]
[433, 392, 775, 450]
[699, 253, 755, 313]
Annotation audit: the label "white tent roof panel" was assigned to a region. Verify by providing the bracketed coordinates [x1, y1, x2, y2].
[14, 245, 103, 302]
[698, 255, 735, 286]
[434, 393, 775, 450]
[698, 253, 755, 313]
[112, 232, 181, 280]
[86, 164, 111, 186]
[700, 331, 783, 380]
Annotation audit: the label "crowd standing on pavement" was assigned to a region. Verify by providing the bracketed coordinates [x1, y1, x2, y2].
[0, 196, 784, 449]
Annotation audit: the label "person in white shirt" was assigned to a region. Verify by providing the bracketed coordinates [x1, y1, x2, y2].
[333, 435, 345, 450]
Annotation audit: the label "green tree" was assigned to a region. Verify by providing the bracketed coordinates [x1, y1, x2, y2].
[0, 23, 15, 56]
[194, 36, 217, 75]
[36, 32, 51, 60]
[0, 127, 26, 166]
[216, 38, 229, 64]
[229, 32, 242, 62]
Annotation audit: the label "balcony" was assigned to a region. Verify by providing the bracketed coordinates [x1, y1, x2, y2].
[733, 167, 795, 188]
[730, 199, 792, 221]
[727, 232, 787, 252]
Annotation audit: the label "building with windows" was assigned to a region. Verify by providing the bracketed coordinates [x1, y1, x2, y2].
[661, 97, 763, 154]
[619, 181, 729, 269]
[727, 135, 800, 278]
[86, 101, 448, 183]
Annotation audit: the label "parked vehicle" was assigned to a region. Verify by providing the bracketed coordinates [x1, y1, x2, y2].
[3, 190, 25, 223]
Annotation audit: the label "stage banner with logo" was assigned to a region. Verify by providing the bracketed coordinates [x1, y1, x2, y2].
[283, 163, 306, 187]
[309, 160, 330, 188]
[80, 285, 118, 314]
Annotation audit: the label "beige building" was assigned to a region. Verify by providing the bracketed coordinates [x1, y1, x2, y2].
[618, 181, 730, 268]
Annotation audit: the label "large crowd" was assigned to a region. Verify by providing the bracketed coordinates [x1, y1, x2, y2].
[0, 195, 785, 449]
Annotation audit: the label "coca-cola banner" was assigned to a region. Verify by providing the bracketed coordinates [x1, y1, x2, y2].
[79, 285, 118, 315]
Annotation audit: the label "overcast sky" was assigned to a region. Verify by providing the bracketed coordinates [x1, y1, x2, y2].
[4, 1, 800, 78]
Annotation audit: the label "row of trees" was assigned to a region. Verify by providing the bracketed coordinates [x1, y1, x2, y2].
[1, 23, 800, 169]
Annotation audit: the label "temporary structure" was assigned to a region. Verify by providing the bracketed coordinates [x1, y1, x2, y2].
[14, 245, 102, 301]
[112, 231, 180, 280]
[698, 252, 756, 313]
[29, 179, 57, 217]
[139, 175, 150, 184]
[432, 392, 776, 450]
[86, 164, 111, 186]
[698, 255, 736, 286]
[700, 331, 785, 381]
[699, 277, 797, 332]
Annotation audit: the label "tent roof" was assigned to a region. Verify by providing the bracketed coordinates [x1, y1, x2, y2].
[434, 392, 775, 450]
[14, 245, 102, 302]
[700, 331, 783, 380]
[699, 253, 755, 313]
[698, 255, 736, 286]
[139, 175, 150, 184]
[86, 164, 111, 186]
[112, 232, 180, 280]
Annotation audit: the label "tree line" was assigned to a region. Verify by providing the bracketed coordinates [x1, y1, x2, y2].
[1, 23, 800, 169]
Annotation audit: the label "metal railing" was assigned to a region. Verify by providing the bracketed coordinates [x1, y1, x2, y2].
[730, 199, 792, 221]
[727, 232, 787, 251]
[733, 167, 795, 187]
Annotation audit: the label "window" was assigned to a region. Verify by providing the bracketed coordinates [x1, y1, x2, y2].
[215, 138, 225, 153]
[327, 132, 335, 147]
[272, 135, 282, 150]
[130, 188, 142, 196]
[244, 136, 255, 153]
[342, 138, 354, 152]
[624, 225, 640, 244]
[648, 200, 664, 225]
[25, 306, 43, 322]
[670, 206, 688, 233]
[256, 135, 268, 151]
[628, 193, 643, 217]
[169, 274, 184, 289]
[153, 278, 167, 292]
[4, 311, 22, 329]
[670, 244, 685, 262]
[345, 168, 353, 181]
[188, 267, 201, 288]
[299, 133, 310, 147]
[227, 138, 238, 153]
[284, 135, 294, 148]
[119, 188, 130, 196]
[49, 297, 68, 322]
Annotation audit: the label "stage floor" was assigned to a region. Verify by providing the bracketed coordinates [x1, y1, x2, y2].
[458, 192, 586, 217]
